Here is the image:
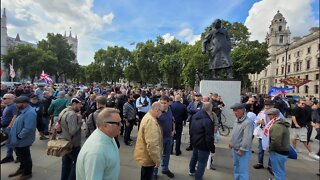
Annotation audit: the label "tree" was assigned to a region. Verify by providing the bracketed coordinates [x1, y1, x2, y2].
[38, 33, 76, 82]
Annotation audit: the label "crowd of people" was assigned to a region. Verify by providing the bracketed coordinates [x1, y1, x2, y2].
[0, 82, 319, 180]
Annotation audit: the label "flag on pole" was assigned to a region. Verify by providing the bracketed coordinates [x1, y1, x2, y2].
[267, 86, 294, 97]
[9, 64, 15, 78]
[40, 70, 53, 84]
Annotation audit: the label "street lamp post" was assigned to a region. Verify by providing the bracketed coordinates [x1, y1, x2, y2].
[284, 43, 290, 87]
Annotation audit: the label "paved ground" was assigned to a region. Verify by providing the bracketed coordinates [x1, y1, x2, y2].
[1, 120, 319, 180]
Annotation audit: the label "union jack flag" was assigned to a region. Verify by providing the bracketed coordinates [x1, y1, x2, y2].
[40, 70, 53, 84]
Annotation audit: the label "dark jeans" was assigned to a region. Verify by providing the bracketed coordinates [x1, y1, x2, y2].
[189, 148, 210, 180]
[175, 124, 183, 153]
[61, 146, 80, 180]
[307, 123, 313, 144]
[258, 138, 271, 167]
[15, 146, 32, 175]
[141, 166, 154, 180]
[188, 119, 193, 148]
[43, 115, 50, 134]
[137, 111, 146, 130]
[124, 120, 135, 144]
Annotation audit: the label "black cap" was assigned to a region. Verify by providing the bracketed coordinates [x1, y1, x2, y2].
[264, 100, 275, 105]
[14, 96, 30, 104]
[230, 103, 246, 109]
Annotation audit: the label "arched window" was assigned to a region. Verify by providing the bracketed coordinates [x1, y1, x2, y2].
[278, 26, 282, 31]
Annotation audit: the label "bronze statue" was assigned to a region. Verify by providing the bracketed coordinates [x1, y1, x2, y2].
[202, 19, 233, 79]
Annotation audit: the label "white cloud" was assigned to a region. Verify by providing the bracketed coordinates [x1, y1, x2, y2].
[178, 28, 200, 45]
[245, 0, 319, 42]
[1, 0, 115, 65]
[162, 33, 174, 43]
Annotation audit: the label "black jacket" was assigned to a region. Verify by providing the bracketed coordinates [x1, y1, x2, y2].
[170, 101, 188, 125]
[190, 110, 215, 153]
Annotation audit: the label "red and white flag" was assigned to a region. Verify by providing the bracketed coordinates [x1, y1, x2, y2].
[9, 64, 15, 78]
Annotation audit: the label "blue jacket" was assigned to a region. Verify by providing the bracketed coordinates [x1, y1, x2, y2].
[190, 110, 215, 153]
[8, 105, 37, 148]
[170, 101, 188, 125]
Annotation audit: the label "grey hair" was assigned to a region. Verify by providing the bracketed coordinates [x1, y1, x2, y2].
[151, 102, 162, 111]
[96, 108, 120, 128]
[58, 91, 65, 98]
[202, 102, 213, 112]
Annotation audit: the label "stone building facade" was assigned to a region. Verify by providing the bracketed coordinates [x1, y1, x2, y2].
[249, 11, 320, 98]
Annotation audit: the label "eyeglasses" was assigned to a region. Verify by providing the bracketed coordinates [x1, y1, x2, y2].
[3, 98, 10, 100]
[104, 121, 122, 126]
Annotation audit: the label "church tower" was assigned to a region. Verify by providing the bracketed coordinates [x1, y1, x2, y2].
[64, 29, 78, 63]
[1, 8, 8, 56]
[265, 10, 291, 54]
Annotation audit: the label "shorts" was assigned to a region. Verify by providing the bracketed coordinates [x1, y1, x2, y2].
[292, 127, 307, 142]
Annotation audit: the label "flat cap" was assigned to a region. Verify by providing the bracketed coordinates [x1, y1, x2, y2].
[71, 97, 82, 104]
[265, 108, 280, 115]
[14, 96, 30, 103]
[264, 100, 275, 105]
[230, 103, 246, 109]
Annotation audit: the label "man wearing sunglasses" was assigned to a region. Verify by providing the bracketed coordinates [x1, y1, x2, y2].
[76, 108, 122, 180]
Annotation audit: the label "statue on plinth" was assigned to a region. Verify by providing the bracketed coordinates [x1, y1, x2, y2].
[202, 19, 233, 79]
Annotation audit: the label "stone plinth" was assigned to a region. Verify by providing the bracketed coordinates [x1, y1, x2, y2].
[200, 80, 241, 127]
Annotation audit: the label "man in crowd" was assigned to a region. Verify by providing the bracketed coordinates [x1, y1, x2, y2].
[29, 94, 46, 140]
[123, 94, 137, 146]
[76, 108, 121, 180]
[84, 93, 97, 120]
[134, 102, 163, 180]
[85, 96, 108, 137]
[170, 95, 188, 156]
[266, 108, 290, 180]
[229, 103, 254, 180]
[59, 98, 83, 180]
[34, 83, 45, 101]
[115, 91, 127, 136]
[153, 96, 175, 179]
[48, 91, 68, 131]
[186, 92, 203, 151]
[189, 102, 215, 179]
[136, 91, 151, 129]
[305, 97, 314, 144]
[7, 96, 37, 180]
[42, 91, 53, 136]
[291, 99, 319, 160]
[0, 93, 17, 164]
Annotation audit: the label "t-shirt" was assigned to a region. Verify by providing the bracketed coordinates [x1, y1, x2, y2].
[291, 107, 310, 128]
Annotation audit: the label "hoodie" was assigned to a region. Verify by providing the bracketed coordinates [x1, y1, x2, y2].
[190, 110, 215, 153]
[269, 118, 290, 155]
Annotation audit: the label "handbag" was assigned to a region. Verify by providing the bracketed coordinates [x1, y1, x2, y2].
[46, 110, 73, 157]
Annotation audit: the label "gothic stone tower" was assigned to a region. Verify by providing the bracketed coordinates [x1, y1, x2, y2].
[1, 8, 8, 81]
[64, 30, 78, 63]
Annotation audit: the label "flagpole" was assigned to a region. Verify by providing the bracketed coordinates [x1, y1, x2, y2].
[11, 58, 13, 82]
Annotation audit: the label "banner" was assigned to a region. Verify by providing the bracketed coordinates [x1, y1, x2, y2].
[267, 86, 294, 97]
[9, 64, 15, 78]
[40, 70, 53, 84]
[280, 77, 311, 87]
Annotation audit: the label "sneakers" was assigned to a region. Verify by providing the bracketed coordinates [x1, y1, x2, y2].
[309, 152, 320, 160]
[253, 164, 264, 169]
[0, 156, 14, 164]
[124, 141, 133, 146]
[19, 174, 32, 180]
[8, 168, 24, 177]
[295, 148, 302, 153]
[188, 171, 195, 176]
[175, 151, 182, 156]
[162, 170, 174, 178]
[186, 146, 193, 151]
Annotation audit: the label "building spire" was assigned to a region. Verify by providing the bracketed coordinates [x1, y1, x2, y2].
[64, 31, 66, 37]
[2, 8, 6, 17]
[69, 27, 72, 37]
[15, 33, 21, 41]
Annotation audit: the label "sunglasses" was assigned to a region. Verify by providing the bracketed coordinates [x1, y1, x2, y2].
[104, 121, 122, 126]
[3, 98, 11, 100]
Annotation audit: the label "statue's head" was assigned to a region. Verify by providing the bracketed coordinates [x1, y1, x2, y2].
[214, 19, 221, 29]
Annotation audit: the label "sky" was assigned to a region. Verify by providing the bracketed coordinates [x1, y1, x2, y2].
[1, 0, 319, 65]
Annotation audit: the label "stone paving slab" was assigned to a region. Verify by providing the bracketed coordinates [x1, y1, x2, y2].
[1, 122, 319, 180]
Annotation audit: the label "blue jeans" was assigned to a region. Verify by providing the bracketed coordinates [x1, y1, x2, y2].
[43, 115, 50, 133]
[232, 149, 251, 180]
[61, 146, 80, 180]
[189, 148, 210, 180]
[154, 136, 173, 175]
[270, 151, 288, 180]
[258, 138, 271, 167]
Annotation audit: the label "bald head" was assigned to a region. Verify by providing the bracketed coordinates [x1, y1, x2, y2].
[174, 95, 181, 102]
[3, 93, 15, 105]
[96, 108, 120, 128]
[202, 102, 213, 113]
